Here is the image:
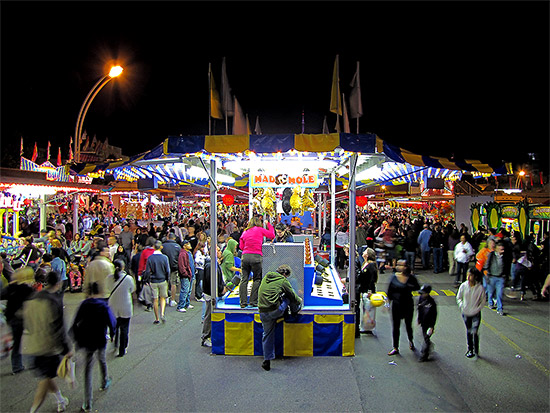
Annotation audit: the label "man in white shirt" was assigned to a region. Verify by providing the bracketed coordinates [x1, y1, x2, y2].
[454, 235, 474, 287]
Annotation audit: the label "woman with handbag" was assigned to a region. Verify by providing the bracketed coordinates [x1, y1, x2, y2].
[107, 259, 136, 357]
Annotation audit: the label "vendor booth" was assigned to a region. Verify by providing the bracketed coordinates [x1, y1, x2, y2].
[71, 133, 509, 357]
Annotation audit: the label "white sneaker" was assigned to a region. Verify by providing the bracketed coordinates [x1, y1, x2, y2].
[197, 297, 205, 302]
[57, 396, 69, 412]
[201, 338, 212, 347]
[187, 304, 194, 309]
[169, 300, 177, 307]
[177, 308, 187, 313]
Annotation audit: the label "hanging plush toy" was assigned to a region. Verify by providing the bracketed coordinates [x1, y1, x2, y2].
[290, 186, 302, 215]
[261, 188, 277, 218]
[301, 188, 316, 213]
[282, 188, 292, 215]
[252, 188, 264, 215]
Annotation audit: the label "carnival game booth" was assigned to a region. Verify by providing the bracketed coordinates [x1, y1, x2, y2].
[72, 133, 510, 357]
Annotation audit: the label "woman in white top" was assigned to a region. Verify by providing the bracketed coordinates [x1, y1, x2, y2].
[107, 259, 136, 357]
[335, 226, 350, 270]
[456, 267, 486, 359]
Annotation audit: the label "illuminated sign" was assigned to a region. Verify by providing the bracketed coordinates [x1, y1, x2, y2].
[250, 172, 319, 188]
[501, 206, 519, 218]
[530, 206, 550, 220]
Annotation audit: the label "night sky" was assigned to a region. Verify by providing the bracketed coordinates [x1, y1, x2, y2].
[1, 1, 548, 169]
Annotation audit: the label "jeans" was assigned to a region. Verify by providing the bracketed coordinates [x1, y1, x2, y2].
[455, 262, 469, 284]
[240, 253, 262, 307]
[420, 325, 432, 359]
[421, 249, 431, 269]
[84, 347, 108, 409]
[201, 295, 212, 342]
[9, 319, 24, 373]
[404, 251, 416, 273]
[177, 277, 192, 310]
[259, 298, 301, 361]
[433, 248, 443, 273]
[448, 251, 457, 275]
[195, 268, 204, 299]
[486, 276, 505, 312]
[114, 317, 130, 356]
[462, 312, 481, 353]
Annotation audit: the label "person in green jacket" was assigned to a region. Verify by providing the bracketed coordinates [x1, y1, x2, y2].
[258, 264, 302, 371]
[221, 238, 239, 288]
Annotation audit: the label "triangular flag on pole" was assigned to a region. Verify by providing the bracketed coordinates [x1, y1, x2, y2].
[69, 136, 74, 161]
[330, 55, 342, 116]
[20, 137, 24, 157]
[221, 57, 234, 118]
[31, 142, 38, 162]
[343, 94, 351, 133]
[349, 61, 363, 119]
[245, 114, 251, 135]
[208, 63, 223, 120]
[57, 147, 62, 167]
[46, 141, 51, 161]
[322, 116, 329, 134]
[254, 116, 262, 135]
[233, 97, 247, 135]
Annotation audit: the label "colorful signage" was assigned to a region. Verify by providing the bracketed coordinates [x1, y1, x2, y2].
[250, 171, 319, 188]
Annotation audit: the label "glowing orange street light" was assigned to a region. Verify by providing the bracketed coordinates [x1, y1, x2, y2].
[519, 170, 526, 177]
[74, 65, 124, 162]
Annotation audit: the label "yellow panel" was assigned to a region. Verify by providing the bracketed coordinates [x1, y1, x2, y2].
[466, 159, 493, 173]
[434, 156, 459, 170]
[211, 312, 225, 322]
[205, 134, 249, 153]
[314, 314, 344, 324]
[441, 289, 456, 296]
[294, 133, 340, 152]
[225, 322, 254, 356]
[283, 322, 313, 357]
[401, 150, 425, 167]
[375, 136, 384, 153]
[254, 313, 262, 323]
[342, 321, 355, 356]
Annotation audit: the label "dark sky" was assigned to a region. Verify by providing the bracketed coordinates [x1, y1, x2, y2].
[2, 1, 549, 168]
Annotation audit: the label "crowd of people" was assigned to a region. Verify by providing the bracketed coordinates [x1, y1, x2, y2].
[1, 204, 549, 408]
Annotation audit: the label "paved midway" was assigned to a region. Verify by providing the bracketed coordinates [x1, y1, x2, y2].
[1, 268, 548, 412]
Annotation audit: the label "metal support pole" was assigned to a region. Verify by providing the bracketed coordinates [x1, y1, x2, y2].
[210, 159, 218, 309]
[330, 171, 336, 266]
[248, 184, 253, 221]
[348, 154, 357, 309]
[73, 194, 79, 237]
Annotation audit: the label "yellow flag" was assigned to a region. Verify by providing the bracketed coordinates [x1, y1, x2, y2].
[330, 55, 342, 115]
[209, 64, 223, 120]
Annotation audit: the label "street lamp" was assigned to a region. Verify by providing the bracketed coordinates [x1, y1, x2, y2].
[74, 65, 123, 162]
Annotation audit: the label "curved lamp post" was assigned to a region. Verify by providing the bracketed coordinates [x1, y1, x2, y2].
[74, 65, 123, 162]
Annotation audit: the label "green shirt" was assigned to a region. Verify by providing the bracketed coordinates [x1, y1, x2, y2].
[258, 271, 301, 313]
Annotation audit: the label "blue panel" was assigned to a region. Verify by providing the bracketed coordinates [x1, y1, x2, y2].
[382, 142, 407, 164]
[313, 322, 342, 356]
[344, 314, 355, 324]
[211, 320, 225, 354]
[166, 136, 206, 154]
[225, 312, 255, 323]
[422, 155, 444, 169]
[339, 133, 376, 153]
[249, 134, 295, 153]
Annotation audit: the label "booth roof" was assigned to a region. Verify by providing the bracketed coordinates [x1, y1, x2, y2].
[70, 133, 511, 177]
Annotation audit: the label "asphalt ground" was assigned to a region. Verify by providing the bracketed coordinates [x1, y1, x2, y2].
[1, 267, 549, 413]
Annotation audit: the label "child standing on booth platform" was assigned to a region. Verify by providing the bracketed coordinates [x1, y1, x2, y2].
[417, 284, 437, 362]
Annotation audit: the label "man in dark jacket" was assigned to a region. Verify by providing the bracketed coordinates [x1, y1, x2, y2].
[428, 226, 445, 273]
[143, 240, 170, 324]
[258, 264, 302, 371]
[162, 233, 182, 307]
[417, 284, 437, 362]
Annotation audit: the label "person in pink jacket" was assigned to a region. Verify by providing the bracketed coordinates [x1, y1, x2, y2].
[238, 216, 275, 308]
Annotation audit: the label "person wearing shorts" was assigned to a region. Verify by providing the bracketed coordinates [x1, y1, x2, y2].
[143, 240, 170, 324]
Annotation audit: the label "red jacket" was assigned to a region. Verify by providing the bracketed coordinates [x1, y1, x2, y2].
[138, 247, 155, 277]
[178, 248, 192, 280]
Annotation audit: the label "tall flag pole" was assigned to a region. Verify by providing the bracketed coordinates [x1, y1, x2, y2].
[233, 96, 247, 135]
[330, 55, 342, 132]
[349, 61, 363, 134]
[301, 109, 305, 133]
[342, 93, 351, 133]
[254, 116, 262, 135]
[221, 57, 234, 135]
[208, 63, 223, 135]
[57, 147, 62, 167]
[20, 137, 24, 157]
[46, 141, 51, 161]
[31, 142, 38, 162]
[322, 116, 329, 134]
